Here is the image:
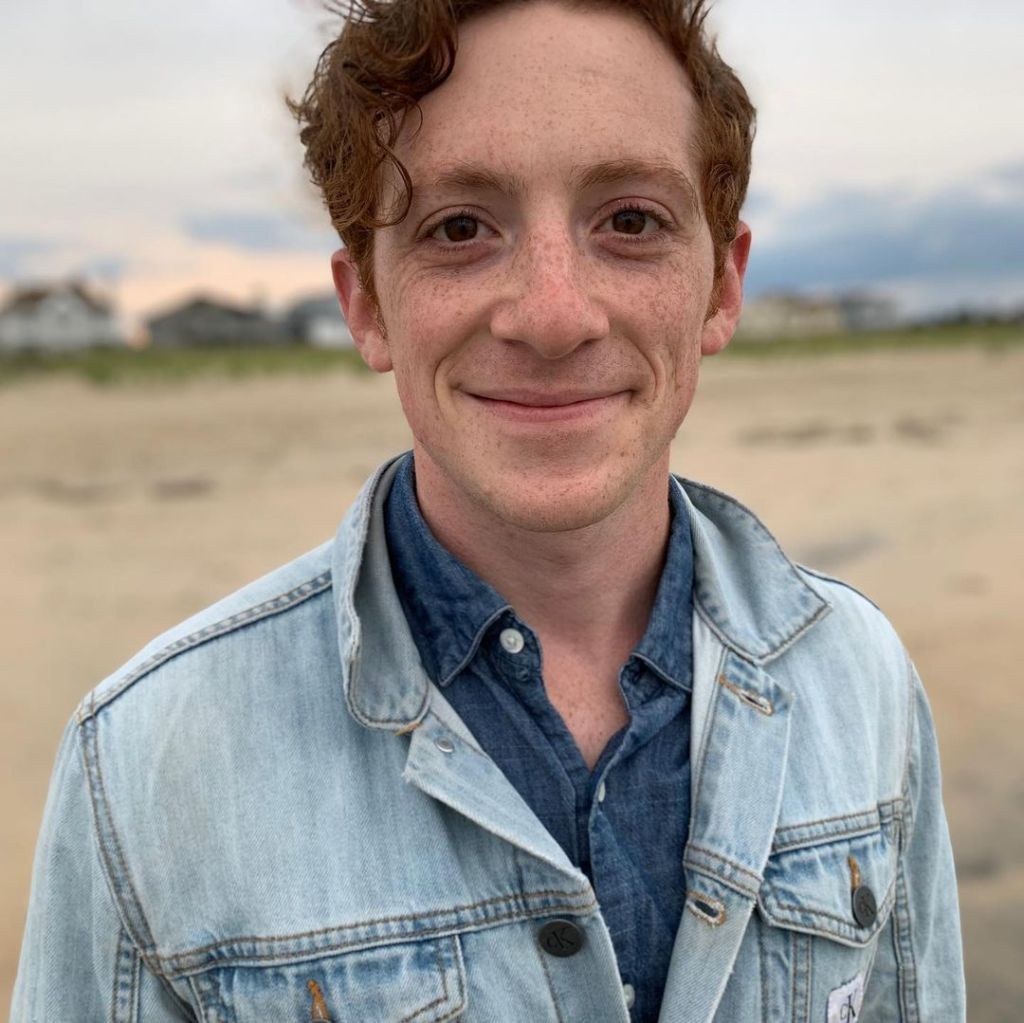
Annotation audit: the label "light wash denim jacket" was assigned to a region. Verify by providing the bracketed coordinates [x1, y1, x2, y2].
[13, 458, 965, 1022]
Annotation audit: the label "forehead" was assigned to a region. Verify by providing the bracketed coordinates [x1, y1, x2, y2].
[394, 1, 701, 187]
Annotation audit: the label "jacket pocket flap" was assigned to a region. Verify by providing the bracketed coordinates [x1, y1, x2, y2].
[757, 821, 899, 948]
[193, 933, 466, 1022]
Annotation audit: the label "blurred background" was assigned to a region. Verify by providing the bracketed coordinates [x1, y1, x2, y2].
[2, 0, 1022, 1016]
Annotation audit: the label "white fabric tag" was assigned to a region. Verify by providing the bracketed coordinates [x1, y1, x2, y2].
[827, 974, 865, 1022]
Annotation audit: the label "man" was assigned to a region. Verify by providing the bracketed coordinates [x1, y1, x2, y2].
[13, 0, 964, 1019]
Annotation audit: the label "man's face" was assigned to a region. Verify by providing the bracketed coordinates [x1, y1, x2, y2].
[336, 1, 749, 533]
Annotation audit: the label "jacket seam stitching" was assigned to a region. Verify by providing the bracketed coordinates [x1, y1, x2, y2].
[894, 857, 920, 1021]
[895, 661, 921, 1022]
[795, 563, 883, 612]
[538, 948, 567, 1023]
[678, 476, 832, 660]
[772, 822, 882, 854]
[162, 900, 597, 976]
[757, 916, 769, 1022]
[111, 926, 129, 1023]
[80, 716, 165, 980]
[155, 889, 596, 969]
[684, 844, 762, 892]
[399, 940, 451, 1022]
[760, 600, 834, 664]
[788, 931, 798, 1022]
[677, 477, 827, 608]
[689, 645, 728, 827]
[78, 570, 333, 722]
[798, 932, 812, 1021]
[764, 882, 896, 931]
[772, 798, 902, 840]
[130, 949, 141, 1023]
[446, 935, 469, 1022]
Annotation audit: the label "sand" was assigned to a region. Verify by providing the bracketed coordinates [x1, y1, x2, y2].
[2, 343, 1022, 1016]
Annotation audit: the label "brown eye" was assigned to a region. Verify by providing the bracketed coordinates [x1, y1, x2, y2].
[611, 210, 649, 235]
[440, 215, 479, 242]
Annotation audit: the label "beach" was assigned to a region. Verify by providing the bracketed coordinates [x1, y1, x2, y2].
[2, 343, 1021, 1015]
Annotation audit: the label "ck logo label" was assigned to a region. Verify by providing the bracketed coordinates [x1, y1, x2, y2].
[827, 973, 865, 1022]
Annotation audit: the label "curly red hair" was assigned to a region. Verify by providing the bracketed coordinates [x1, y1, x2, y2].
[289, 0, 755, 305]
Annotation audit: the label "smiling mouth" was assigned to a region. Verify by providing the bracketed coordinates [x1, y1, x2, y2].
[465, 390, 628, 423]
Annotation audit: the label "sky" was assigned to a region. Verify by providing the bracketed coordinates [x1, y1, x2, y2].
[1, 0, 1022, 328]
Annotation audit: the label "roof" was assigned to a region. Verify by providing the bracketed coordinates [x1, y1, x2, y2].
[287, 293, 348, 323]
[146, 295, 270, 328]
[0, 281, 112, 316]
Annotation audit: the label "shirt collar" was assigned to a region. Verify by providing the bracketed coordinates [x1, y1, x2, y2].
[384, 452, 694, 691]
[384, 453, 510, 686]
[632, 478, 693, 690]
[333, 457, 832, 732]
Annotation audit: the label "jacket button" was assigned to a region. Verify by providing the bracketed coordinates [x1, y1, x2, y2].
[537, 919, 585, 957]
[852, 885, 877, 928]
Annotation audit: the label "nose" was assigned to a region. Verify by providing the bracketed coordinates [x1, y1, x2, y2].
[489, 226, 609, 359]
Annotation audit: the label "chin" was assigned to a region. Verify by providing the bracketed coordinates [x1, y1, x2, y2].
[466, 459, 642, 535]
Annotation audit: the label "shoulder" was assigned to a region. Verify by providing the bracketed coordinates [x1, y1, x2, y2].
[770, 563, 915, 820]
[77, 539, 337, 726]
[793, 562, 910, 685]
[679, 472, 915, 800]
[677, 474, 908, 683]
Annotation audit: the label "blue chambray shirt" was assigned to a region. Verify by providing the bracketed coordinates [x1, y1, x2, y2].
[384, 453, 693, 1022]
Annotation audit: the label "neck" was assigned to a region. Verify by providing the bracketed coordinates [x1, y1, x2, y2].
[411, 451, 672, 661]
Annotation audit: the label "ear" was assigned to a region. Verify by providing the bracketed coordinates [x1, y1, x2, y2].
[331, 248, 392, 373]
[700, 221, 752, 357]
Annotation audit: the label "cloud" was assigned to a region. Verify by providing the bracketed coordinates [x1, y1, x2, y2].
[745, 165, 1024, 309]
[0, 238, 58, 278]
[994, 160, 1024, 184]
[79, 257, 129, 283]
[182, 212, 336, 253]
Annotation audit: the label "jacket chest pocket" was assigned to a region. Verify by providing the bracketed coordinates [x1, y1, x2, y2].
[755, 819, 899, 1021]
[190, 934, 466, 1023]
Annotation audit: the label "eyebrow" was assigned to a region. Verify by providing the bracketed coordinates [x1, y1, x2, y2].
[571, 159, 701, 218]
[416, 161, 529, 200]
[412, 157, 701, 217]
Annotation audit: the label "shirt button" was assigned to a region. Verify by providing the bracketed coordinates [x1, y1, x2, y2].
[623, 983, 636, 1009]
[537, 919, 585, 957]
[596, 781, 607, 803]
[499, 628, 525, 654]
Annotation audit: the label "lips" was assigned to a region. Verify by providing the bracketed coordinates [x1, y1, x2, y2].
[463, 388, 629, 425]
[467, 389, 624, 407]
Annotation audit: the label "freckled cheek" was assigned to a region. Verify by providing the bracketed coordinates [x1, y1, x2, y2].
[622, 284, 702, 400]
[387, 317, 466, 427]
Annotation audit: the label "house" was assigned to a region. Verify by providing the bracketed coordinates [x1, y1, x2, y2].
[0, 281, 124, 352]
[737, 290, 900, 340]
[737, 293, 845, 340]
[146, 296, 290, 348]
[285, 293, 354, 349]
[836, 291, 900, 332]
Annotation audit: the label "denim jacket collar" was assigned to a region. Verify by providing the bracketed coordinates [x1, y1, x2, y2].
[332, 456, 832, 733]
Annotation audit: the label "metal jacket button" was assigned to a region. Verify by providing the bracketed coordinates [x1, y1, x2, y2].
[537, 919, 584, 957]
[852, 885, 877, 928]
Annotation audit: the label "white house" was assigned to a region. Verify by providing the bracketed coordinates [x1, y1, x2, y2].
[0, 282, 124, 352]
[737, 291, 901, 341]
[286, 293, 355, 349]
[737, 293, 845, 340]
